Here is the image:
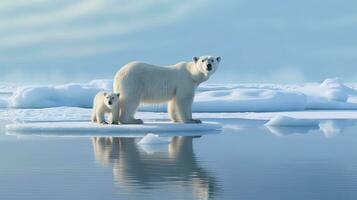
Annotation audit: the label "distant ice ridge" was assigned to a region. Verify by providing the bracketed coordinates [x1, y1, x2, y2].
[9, 80, 113, 108]
[3, 78, 357, 112]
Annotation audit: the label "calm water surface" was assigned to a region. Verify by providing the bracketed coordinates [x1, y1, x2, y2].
[1, 118, 357, 200]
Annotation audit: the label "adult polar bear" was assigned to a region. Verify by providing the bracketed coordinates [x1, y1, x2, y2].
[113, 56, 221, 124]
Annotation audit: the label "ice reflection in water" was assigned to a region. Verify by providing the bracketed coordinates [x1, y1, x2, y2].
[265, 119, 357, 137]
[92, 136, 220, 200]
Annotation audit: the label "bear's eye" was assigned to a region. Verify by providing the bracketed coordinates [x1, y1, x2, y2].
[210, 59, 214, 62]
[201, 59, 205, 62]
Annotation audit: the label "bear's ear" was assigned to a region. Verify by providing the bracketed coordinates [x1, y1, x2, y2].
[216, 56, 221, 62]
[116, 93, 120, 97]
[193, 56, 199, 63]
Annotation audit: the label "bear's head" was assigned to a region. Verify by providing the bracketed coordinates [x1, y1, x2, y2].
[103, 92, 120, 109]
[192, 56, 221, 78]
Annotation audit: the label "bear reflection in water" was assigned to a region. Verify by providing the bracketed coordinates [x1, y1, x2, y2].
[92, 136, 219, 199]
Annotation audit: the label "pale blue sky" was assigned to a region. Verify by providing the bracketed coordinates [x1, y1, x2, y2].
[0, 0, 357, 84]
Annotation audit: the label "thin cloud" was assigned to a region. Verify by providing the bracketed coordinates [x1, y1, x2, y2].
[0, 0, 206, 59]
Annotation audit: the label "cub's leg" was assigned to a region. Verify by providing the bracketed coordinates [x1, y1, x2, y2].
[109, 106, 120, 125]
[96, 110, 107, 124]
[110, 107, 120, 124]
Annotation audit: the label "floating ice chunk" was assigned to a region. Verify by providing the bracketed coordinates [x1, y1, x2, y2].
[138, 133, 171, 145]
[265, 115, 320, 127]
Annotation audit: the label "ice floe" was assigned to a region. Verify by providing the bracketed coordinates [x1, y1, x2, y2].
[5, 121, 222, 136]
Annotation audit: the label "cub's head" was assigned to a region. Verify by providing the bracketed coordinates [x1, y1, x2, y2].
[103, 92, 120, 109]
[192, 56, 221, 77]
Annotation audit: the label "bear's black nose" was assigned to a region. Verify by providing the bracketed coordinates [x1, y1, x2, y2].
[108, 101, 112, 105]
[207, 64, 212, 71]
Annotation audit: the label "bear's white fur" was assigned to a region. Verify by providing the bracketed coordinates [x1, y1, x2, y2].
[113, 56, 221, 124]
[91, 92, 120, 124]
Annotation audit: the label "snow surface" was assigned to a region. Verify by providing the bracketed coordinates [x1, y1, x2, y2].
[2, 78, 357, 112]
[6, 121, 222, 136]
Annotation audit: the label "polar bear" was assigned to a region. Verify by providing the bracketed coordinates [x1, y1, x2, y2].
[113, 56, 221, 124]
[91, 92, 120, 124]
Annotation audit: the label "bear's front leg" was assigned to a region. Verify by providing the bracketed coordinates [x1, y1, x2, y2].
[119, 96, 143, 124]
[168, 99, 179, 122]
[176, 96, 201, 124]
[96, 112, 107, 124]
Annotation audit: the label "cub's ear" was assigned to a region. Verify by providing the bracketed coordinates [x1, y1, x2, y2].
[193, 56, 199, 63]
[216, 56, 221, 62]
[116, 93, 120, 97]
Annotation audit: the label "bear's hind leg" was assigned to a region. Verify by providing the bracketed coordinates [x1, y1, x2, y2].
[119, 96, 143, 124]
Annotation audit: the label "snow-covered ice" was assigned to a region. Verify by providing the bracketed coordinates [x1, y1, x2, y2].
[2, 78, 357, 112]
[5, 121, 222, 136]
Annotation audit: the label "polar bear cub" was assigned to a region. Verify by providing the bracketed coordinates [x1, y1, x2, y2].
[91, 92, 120, 124]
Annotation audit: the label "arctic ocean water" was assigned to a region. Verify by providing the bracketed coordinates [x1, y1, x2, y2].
[1, 117, 357, 200]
